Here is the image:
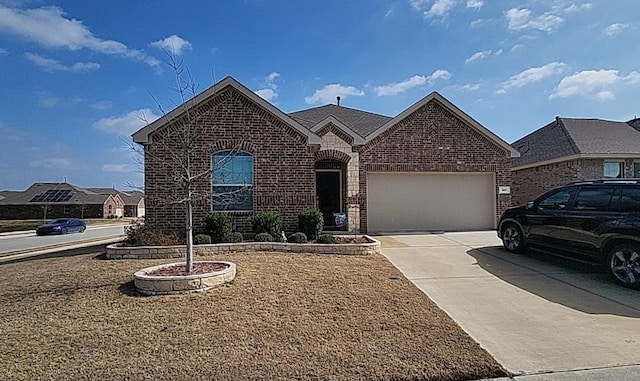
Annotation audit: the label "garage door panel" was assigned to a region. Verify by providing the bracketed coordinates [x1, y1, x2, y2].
[367, 172, 495, 232]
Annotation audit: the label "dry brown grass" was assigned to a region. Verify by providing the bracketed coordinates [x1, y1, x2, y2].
[0, 251, 507, 381]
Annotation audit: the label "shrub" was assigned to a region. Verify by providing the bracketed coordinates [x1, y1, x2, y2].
[298, 209, 323, 240]
[193, 234, 211, 245]
[252, 211, 281, 238]
[288, 232, 308, 243]
[124, 220, 182, 247]
[203, 213, 232, 243]
[224, 231, 243, 243]
[316, 234, 336, 244]
[255, 232, 274, 242]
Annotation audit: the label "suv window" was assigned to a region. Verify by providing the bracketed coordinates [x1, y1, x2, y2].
[574, 186, 616, 211]
[537, 188, 575, 210]
[619, 186, 640, 212]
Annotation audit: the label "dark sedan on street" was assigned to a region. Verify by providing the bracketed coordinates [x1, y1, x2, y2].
[36, 218, 87, 236]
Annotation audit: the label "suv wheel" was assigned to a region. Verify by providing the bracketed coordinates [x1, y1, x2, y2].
[607, 243, 640, 289]
[501, 223, 525, 253]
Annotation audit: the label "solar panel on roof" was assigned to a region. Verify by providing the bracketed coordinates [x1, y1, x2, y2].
[29, 189, 73, 203]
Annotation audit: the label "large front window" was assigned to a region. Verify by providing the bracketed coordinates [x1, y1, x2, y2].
[604, 162, 624, 178]
[634, 162, 640, 178]
[212, 151, 253, 211]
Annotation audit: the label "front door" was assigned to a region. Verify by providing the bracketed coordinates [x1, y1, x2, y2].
[316, 170, 341, 227]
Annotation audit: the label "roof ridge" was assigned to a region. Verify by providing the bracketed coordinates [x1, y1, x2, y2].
[555, 117, 581, 155]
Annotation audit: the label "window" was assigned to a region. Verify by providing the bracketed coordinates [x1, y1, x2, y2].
[619, 187, 640, 212]
[574, 187, 615, 211]
[538, 188, 575, 210]
[212, 151, 253, 211]
[604, 162, 624, 178]
[633, 162, 640, 178]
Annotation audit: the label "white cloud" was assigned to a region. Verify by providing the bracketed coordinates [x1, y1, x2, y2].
[374, 70, 450, 96]
[254, 72, 280, 102]
[500, 62, 567, 92]
[36, 91, 60, 108]
[428, 69, 452, 83]
[466, 0, 483, 10]
[564, 3, 593, 12]
[505, 8, 564, 32]
[603, 23, 631, 37]
[90, 100, 113, 110]
[150, 35, 192, 55]
[0, 5, 160, 66]
[93, 108, 160, 135]
[102, 163, 135, 173]
[305, 84, 364, 105]
[255, 88, 276, 102]
[426, 0, 456, 18]
[550, 69, 640, 101]
[460, 83, 481, 92]
[465, 50, 491, 63]
[29, 157, 73, 169]
[24, 52, 99, 72]
[375, 75, 426, 96]
[410, 0, 429, 11]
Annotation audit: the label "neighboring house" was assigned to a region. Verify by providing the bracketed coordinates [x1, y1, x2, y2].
[0, 182, 141, 220]
[511, 117, 640, 205]
[88, 188, 145, 218]
[133, 76, 518, 234]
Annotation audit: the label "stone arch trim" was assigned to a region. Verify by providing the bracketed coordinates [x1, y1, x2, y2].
[210, 139, 257, 154]
[314, 149, 351, 163]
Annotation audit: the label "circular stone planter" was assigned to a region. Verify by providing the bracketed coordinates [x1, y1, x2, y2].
[133, 261, 236, 296]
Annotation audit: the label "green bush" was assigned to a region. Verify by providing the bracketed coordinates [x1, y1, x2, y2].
[316, 234, 336, 244]
[193, 234, 211, 245]
[288, 232, 308, 243]
[224, 231, 243, 243]
[255, 232, 274, 242]
[203, 213, 232, 243]
[298, 209, 323, 240]
[252, 211, 282, 238]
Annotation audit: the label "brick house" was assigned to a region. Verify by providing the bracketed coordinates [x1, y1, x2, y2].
[133, 76, 518, 234]
[0, 182, 129, 220]
[511, 117, 640, 205]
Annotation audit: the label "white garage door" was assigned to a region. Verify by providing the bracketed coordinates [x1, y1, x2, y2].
[367, 172, 496, 232]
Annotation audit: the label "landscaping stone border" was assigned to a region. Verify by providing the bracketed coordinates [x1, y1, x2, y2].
[134, 261, 236, 296]
[107, 236, 380, 259]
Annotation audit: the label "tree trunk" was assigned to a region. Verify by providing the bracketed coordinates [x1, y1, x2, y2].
[185, 189, 194, 273]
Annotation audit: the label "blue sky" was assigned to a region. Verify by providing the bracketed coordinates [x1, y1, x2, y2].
[0, 0, 638, 190]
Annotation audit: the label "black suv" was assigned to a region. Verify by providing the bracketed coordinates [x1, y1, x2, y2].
[497, 179, 640, 288]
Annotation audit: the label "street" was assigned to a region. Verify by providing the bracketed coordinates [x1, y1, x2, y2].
[0, 224, 127, 256]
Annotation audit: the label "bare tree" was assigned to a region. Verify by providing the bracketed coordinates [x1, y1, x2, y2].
[129, 52, 248, 273]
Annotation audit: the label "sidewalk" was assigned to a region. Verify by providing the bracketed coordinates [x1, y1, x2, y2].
[480, 364, 640, 380]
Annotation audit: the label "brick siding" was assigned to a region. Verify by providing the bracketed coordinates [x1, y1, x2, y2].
[511, 158, 639, 205]
[358, 100, 512, 232]
[143, 86, 316, 235]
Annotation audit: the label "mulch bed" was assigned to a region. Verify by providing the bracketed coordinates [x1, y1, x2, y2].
[146, 261, 229, 276]
[0, 251, 507, 381]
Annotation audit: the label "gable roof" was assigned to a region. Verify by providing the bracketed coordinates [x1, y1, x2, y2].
[628, 118, 640, 132]
[512, 117, 640, 169]
[289, 104, 392, 137]
[0, 183, 140, 206]
[365, 91, 520, 157]
[132, 76, 321, 145]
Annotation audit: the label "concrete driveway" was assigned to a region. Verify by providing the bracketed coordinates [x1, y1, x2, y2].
[378, 231, 640, 376]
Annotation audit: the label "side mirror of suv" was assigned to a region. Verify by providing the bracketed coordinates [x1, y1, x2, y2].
[526, 201, 534, 209]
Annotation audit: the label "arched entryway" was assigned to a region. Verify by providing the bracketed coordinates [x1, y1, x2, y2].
[314, 150, 350, 230]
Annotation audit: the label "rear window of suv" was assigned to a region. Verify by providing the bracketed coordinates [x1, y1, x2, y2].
[574, 186, 616, 211]
[618, 186, 640, 212]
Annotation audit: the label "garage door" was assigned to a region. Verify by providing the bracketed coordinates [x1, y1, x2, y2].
[367, 172, 495, 232]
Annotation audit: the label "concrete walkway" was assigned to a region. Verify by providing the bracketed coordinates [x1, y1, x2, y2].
[379, 231, 640, 378]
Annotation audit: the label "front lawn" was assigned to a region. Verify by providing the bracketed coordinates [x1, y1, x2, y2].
[0, 250, 507, 380]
